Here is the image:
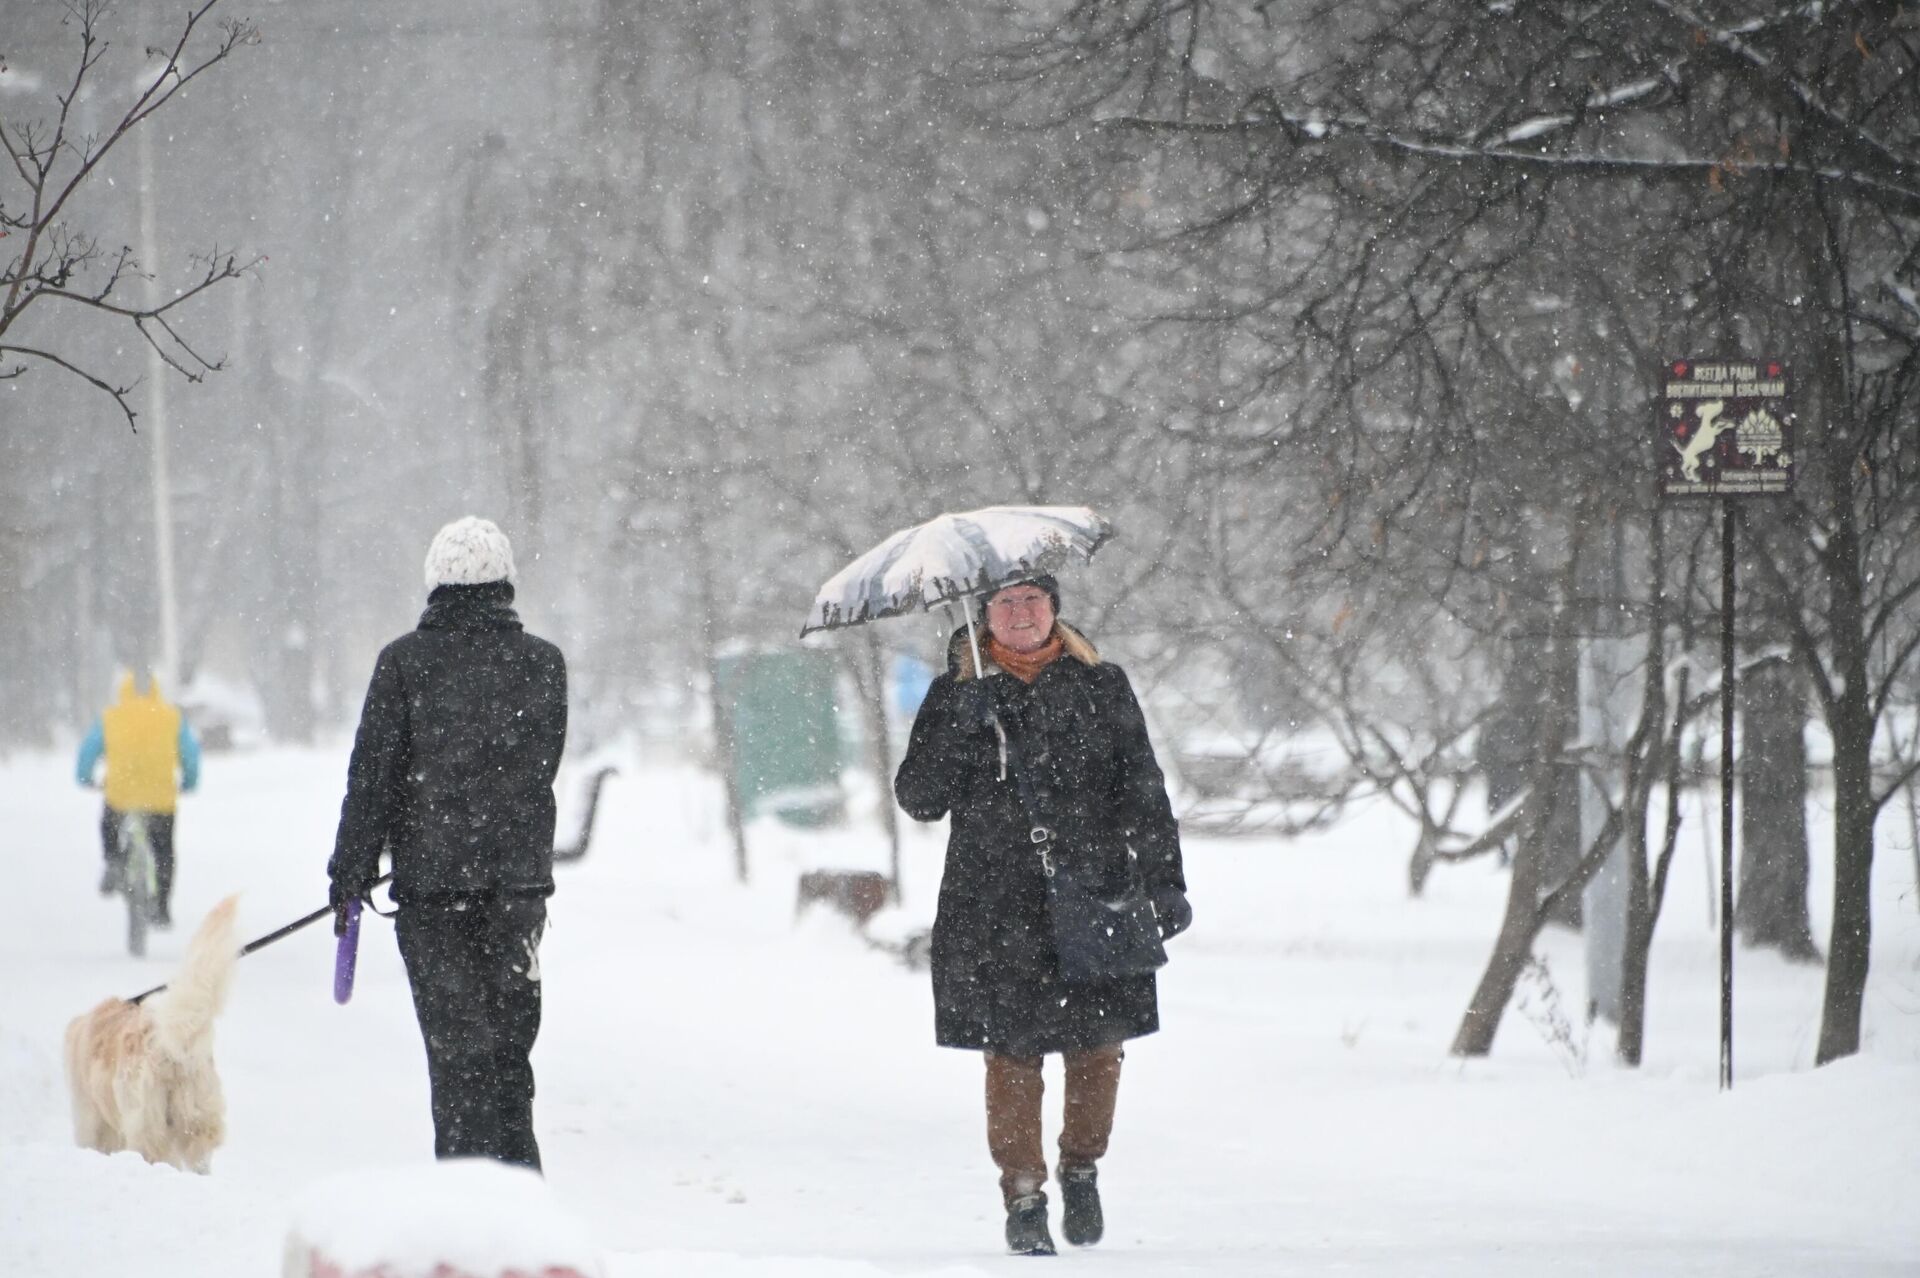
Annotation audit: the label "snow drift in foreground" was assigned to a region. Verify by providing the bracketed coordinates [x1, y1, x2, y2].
[285, 1159, 602, 1277]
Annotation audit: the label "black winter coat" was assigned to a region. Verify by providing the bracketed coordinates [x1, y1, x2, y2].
[894, 626, 1185, 1056]
[329, 583, 568, 905]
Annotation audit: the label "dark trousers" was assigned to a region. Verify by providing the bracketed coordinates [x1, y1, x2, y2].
[395, 896, 547, 1172]
[985, 1045, 1125, 1207]
[101, 806, 176, 912]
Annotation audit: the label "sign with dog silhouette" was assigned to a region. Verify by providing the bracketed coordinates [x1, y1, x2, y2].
[1658, 360, 1793, 497]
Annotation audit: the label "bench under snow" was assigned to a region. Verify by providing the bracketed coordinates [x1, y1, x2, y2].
[284, 1158, 604, 1278]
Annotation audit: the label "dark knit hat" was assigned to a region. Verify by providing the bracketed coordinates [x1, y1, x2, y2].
[980, 572, 1061, 620]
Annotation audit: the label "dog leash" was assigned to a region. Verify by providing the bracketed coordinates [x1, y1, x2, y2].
[127, 874, 394, 1005]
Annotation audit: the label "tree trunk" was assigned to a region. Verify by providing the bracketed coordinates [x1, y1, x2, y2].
[1618, 699, 1688, 1068]
[1452, 820, 1551, 1056]
[1616, 507, 1670, 1067]
[1453, 649, 1577, 1057]
[684, 453, 749, 884]
[693, 526, 749, 885]
[1616, 839, 1654, 1065]
[1818, 712, 1876, 1063]
[1477, 628, 1583, 925]
[848, 633, 904, 903]
[258, 407, 319, 745]
[1736, 654, 1819, 962]
[1814, 499, 1876, 1064]
[1540, 636, 1585, 928]
[1907, 776, 1920, 919]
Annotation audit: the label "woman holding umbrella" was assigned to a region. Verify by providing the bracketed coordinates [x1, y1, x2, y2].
[894, 572, 1191, 1256]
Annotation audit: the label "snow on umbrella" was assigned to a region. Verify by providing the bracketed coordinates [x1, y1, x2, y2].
[801, 504, 1114, 670]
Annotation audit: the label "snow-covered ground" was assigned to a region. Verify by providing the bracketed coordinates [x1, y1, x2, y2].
[2, 742, 1916, 1276]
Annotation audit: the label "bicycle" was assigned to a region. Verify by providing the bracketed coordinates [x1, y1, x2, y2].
[116, 810, 162, 958]
[86, 781, 166, 957]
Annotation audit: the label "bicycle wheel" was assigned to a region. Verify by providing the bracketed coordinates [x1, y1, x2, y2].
[123, 817, 154, 958]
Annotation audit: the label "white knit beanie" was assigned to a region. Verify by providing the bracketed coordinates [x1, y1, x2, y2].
[423, 516, 516, 589]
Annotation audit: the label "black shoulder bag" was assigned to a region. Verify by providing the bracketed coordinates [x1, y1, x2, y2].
[996, 718, 1169, 985]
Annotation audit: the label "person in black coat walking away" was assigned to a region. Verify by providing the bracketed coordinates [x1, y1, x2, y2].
[894, 575, 1192, 1255]
[328, 516, 567, 1172]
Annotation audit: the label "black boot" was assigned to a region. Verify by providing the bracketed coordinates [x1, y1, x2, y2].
[99, 861, 121, 896]
[1059, 1165, 1103, 1246]
[1005, 1192, 1056, 1256]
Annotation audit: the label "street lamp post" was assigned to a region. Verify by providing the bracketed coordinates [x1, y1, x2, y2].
[134, 46, 181, 692]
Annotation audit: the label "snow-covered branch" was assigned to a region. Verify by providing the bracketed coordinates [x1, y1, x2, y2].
[1096, 108, 1920, 216]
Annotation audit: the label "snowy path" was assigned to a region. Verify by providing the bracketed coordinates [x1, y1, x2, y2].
[2, 745, 1917, 1275]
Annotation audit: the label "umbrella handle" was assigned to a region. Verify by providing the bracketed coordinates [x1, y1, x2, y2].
[964, 605, 984, 678]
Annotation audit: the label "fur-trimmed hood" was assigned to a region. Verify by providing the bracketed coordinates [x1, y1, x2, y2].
[947, 621, 1100, 681]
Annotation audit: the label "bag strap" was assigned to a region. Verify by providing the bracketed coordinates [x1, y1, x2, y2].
[991, 712, 1058, 879]
[996, 708, 1158, 907]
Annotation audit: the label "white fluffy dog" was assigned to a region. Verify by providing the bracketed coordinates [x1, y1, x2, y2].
[64, 894, 240, 1173]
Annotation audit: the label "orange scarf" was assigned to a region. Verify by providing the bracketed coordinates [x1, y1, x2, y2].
[986, 630, 1065, 683]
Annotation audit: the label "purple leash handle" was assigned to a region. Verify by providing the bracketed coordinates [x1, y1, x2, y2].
[333, 899, 362, 1005]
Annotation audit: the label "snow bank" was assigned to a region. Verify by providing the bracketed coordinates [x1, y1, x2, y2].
[0, 1142, 279, 1276]
[284, 1159, 604, 1278]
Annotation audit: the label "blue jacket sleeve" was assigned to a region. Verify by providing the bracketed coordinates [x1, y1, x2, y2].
[75, 721, 104, 786]
[177, 718, 201, 792]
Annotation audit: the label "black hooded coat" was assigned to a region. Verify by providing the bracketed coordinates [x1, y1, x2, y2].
[894, 625, 1185, 1056]
[329, 583, 568, 904]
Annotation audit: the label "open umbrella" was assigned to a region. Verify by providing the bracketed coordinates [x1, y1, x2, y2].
[801, 505, 1114, 673]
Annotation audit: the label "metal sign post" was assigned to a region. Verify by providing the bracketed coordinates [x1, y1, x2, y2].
[1657, 359, 1793, 1091]
[1718, 502, 1735, 1090]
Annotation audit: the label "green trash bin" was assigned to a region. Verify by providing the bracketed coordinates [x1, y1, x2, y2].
[716, 647, 846, 827]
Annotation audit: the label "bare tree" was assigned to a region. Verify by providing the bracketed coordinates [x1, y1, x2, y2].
[0, 0, 257, 429]
[979, 0, 1920, 1065]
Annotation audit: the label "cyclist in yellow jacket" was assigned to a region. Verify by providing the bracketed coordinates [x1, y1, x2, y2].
[75, 673, 201, 928]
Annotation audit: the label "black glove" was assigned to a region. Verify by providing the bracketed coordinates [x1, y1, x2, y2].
[1151, 886, 1193, 940]
[330, 879, 368, 937]
[950, 678, 1000, 734]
